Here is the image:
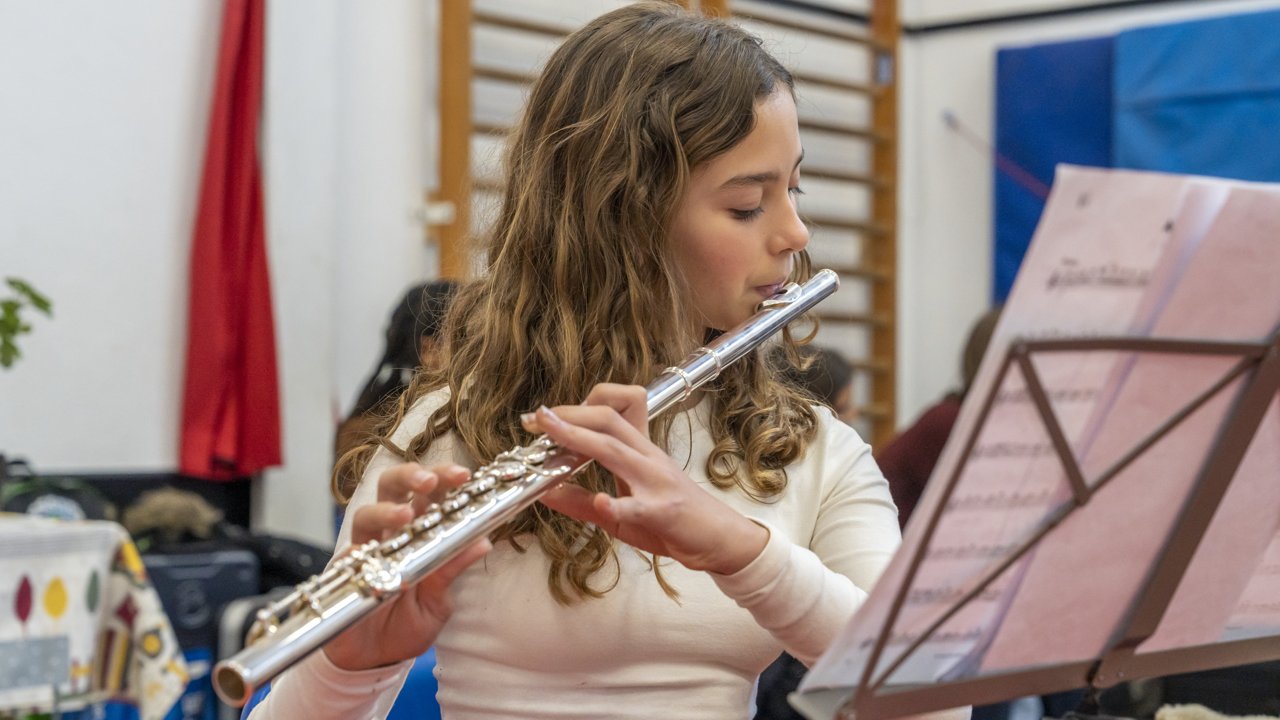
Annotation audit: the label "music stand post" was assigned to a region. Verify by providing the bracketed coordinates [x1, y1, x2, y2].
[840, 331, 1280, 720]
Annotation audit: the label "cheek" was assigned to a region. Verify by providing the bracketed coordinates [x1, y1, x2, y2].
[684, 242, 735, 275]
[669, 203, 750, 291]
[679, 227, 745, 276]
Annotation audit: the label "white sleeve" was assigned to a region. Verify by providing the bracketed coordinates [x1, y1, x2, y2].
[246, 650, 411, 720]
[710, 520, 866, 666]
[712, 410, 902, 665]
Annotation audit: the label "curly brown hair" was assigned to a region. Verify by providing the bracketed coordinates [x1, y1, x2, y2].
[334, 2, 820, 604]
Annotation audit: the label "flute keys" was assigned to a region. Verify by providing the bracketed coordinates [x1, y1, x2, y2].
[520, 436, 558, 464]
[412, 507, 444, 533]
[468, 474, 498, 495]
[487, 461, 528, 483]
[441, 492, 471, 514]
[358, 555, 403, 597]
[381, 530, 415, 553]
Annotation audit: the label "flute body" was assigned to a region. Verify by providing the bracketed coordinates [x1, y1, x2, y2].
[213, 269, 839, 707]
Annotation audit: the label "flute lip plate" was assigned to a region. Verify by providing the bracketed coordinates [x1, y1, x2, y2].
[760, 282, 800, 308]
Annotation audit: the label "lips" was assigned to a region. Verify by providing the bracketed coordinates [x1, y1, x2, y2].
[754, 276, 789, 298]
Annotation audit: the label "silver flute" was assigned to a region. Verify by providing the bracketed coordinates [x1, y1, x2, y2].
[213, 269, 839, 707]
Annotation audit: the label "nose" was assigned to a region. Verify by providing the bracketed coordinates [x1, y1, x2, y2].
[771, 197, 810, 255]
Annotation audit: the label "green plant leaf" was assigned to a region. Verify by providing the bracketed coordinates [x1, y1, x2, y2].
[0, 336, 18, 368]
[6, 277, 52, 316]
[1, 277, 52, 371]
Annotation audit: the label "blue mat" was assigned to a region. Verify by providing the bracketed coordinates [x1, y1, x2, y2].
[994, 36, 1113, 302]
[1113, 8, 1280, 182]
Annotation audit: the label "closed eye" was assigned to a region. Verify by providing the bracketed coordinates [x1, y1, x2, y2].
[731, 207, 764, 221]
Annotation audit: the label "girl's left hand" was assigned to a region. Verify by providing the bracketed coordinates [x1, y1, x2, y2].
[525, 383, 768, 576]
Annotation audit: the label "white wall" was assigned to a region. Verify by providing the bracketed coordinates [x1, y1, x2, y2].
[257, 0, 441, 545]
[257, 0, 438, 545]
[257, 0, 341, 546]
[0, 2, 219, 470]
[894, 0, 1280, 428]
[905, 0, 1124, 25]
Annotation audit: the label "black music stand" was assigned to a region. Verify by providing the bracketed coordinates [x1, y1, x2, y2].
[793, 330, 1280, 720]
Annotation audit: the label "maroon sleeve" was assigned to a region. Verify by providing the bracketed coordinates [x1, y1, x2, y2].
[873, 395, 962, 528]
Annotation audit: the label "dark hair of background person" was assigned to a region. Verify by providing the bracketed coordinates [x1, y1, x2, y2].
[768, 344, 857, 423]
[334, 280, 458, 472]
[349, 280, 458, 419]
[772, 345, 852, 407]
[960, 304, 1002, 396]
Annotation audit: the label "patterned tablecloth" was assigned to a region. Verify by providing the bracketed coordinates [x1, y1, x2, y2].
[0, 515, 187, 719]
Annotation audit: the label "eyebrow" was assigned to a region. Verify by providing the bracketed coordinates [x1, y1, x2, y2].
[718, 150, 805, 190]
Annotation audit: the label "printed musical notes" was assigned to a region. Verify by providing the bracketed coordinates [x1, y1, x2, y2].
[1045, 258, 1152, 291]
[945, 488, 1056, 512]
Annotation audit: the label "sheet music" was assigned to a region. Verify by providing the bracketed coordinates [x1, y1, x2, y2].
[799, 166, 1280, 712]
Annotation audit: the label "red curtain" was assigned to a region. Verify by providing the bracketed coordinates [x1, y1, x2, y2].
[180, 0, 281, 479]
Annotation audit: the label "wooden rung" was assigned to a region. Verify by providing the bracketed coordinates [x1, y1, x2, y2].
[803, 213, 889, 237]
[474, 63, 536, 86]
[813, 311, 892, 328]
[823, 263, 889, 281]
[473, 120, 511, 137]
[802, 166, 886, 188]
[857, 403, 894, 421]
[732, 1, 875, 47]
[473, 8, 572, 38]
[793, 71, 878, 96]
[472, 177, 501, 194]
[799, 117, 881, 141]
[850, 358, 892, 375]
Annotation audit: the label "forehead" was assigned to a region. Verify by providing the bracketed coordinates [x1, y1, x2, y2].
[693, 92, 802, 185]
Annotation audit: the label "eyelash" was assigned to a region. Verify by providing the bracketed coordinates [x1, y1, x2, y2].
[731, 186, 804, 222]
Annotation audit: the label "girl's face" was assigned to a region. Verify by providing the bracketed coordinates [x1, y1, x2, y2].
[669, 90, 809, 332]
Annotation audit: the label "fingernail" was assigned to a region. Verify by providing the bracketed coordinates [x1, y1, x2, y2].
[519, 412, 536, 425]
[538, 405, 562, 425]
[412, 469, 432, 487]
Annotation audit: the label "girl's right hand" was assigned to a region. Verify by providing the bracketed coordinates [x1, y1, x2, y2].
[322, 463, 492, 672]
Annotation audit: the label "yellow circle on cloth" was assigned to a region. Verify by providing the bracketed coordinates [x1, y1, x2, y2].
[141, 629, 164, 657]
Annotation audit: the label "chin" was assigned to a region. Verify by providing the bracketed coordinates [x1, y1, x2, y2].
[716, 314, 751, 331]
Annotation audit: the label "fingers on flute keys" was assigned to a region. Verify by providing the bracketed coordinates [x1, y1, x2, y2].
[354, 463, 472, 543]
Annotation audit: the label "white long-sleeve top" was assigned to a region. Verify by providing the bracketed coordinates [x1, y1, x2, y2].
[251, 389, 902, 720]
